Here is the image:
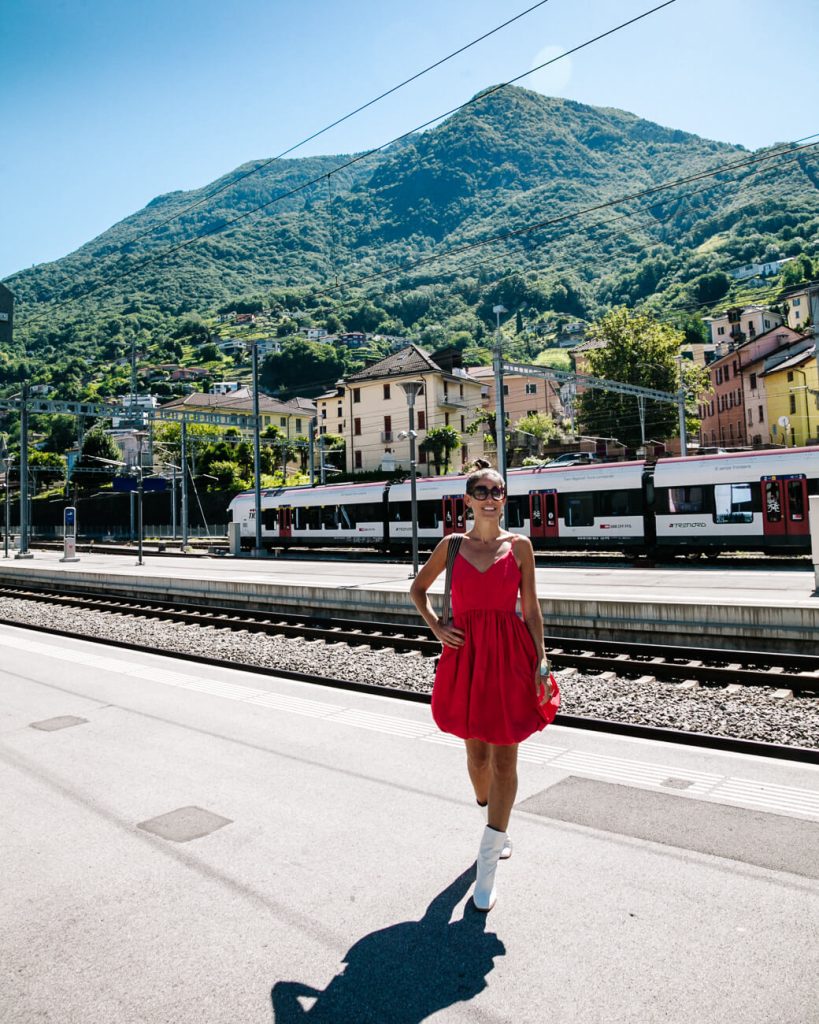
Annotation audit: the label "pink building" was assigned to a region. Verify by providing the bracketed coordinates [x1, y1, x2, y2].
[467, 365, 563, 426]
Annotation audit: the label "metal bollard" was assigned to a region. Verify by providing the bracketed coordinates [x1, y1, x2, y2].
[810, 495, 819, 594]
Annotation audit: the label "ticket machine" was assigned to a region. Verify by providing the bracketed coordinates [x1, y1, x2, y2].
[61, 506, 80, 563]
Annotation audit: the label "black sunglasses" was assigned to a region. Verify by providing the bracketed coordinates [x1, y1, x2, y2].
[468, 484, 506, 500]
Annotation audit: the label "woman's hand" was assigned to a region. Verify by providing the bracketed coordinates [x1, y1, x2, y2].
[432, 622, 465, 649]
[535, 658, 553, 702]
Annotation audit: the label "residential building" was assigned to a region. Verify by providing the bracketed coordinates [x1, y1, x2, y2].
[161, 388, 315, 438]
[699, 325, 805, 446]
[466, 365, 563, 426]
[762, 344, 818, 447]
[727, 257, 794, 282]
[779, 281, 819, 331]
[170, 367, 209, 382]
[315, 344, 484, 474]
[255, 338, 283, 359]
[300, 327, 328, 341]
[210, 381, 242, 395]
[218, 338, 247, 356]
[112, 394, 158, 429]
[703, 305, 783, 346]
[338, 332, 368, 349]
[741, 332, 812, 445]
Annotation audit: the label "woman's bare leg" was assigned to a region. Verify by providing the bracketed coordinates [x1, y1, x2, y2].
[487, 744, 518, 832]
[464, 738, 491, 805]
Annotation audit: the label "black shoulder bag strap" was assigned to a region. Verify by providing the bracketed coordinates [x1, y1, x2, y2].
[440, 534, 463, 627]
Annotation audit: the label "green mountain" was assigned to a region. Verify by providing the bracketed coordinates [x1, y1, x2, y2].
[3, 85, 817, 393]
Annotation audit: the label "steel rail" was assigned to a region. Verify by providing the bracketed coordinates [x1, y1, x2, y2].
[0, 612, 815, 766]
[0, 583, 817, 694]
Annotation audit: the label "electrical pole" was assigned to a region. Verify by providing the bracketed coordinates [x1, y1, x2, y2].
[251, 341, 263, 556]
[181, 418, 189, 550]
[308, 417, 316, 485]
[399, 381, 423, 577]
[16, 383, 32, 559]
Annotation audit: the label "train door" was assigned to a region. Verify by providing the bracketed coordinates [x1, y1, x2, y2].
[279, 506, 292, 538]
[762, 475, 809, 539]
[529, 490, 559, 540]
[442, 496, 466, 535]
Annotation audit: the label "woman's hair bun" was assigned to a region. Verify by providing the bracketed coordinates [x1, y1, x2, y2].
[469, 457, 492, 471]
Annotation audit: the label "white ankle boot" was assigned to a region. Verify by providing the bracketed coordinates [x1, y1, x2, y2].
[478, 803, 513, 860]
[473, 825, 507, 912]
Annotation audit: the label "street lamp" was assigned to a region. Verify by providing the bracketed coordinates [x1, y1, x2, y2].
[398, 380, 424, 577]
[250, 340, 263, 558]
[492, 305, 508, 526]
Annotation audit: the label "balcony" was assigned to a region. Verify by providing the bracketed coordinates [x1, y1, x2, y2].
[381, 431, 394, 443]
[438, 391, 468, 409]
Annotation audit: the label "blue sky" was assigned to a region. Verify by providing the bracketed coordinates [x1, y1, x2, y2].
[2, 0, 817, 280]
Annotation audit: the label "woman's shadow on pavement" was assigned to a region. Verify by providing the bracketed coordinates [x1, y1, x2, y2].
[271, 866, 505, 1023]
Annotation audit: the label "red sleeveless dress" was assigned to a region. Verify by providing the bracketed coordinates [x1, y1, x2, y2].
[431, 539, 548, 745]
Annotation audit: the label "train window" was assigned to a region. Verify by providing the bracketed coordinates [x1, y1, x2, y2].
[714, 484, 754, 524]
[338, 505, 356, 529]
[765, 482, 781, 522]
[303, 506, 321, 530]
[391, 501, 412, 522]
[562, 494, 594, 527]
[668, 487, 706, 514]
[788, 481, 805, 521]
[321, 505, 339, 529]
[506, 495, 526, 528]
[417, 501, 439, 529]
[262, 508, 278, 530]
[595, 490, 637, 516]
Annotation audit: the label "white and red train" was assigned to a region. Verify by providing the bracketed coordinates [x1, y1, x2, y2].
[228, 447, 819, 556]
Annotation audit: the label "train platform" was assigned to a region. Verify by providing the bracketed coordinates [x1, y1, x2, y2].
[0, 548, 817, 651]
[1, 623, 817, 1024]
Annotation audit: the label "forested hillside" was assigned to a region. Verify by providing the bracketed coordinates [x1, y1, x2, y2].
[2, 85, 817, 395]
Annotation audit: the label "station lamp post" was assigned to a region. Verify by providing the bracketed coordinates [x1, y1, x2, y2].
[492, 305, 508, 526]
[0, 433, 10, 559]
[398, 380, 424, 577]
[134, 430, 148, 567]
[250, 340, 263, 557]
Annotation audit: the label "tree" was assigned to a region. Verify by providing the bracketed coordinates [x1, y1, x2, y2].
[260, 339, 345, 399]
[577, 308, 686, 448]
[421, 425, 461, 474]
[513, 412, 559, 455]
[74, 427, 123, 492]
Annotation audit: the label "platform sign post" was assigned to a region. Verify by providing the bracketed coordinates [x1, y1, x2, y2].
[810, 495, 819, 593]
[61, 506, 80, 563]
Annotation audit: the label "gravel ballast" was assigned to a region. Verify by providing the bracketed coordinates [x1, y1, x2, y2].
[1, 597, 817, 750]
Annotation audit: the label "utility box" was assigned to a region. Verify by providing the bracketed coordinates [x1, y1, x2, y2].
[810, 495, 819, 593]
[228, 522, 242, 556]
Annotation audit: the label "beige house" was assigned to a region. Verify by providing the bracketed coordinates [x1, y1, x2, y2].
[780, 282, 819, 331]
[703, 305, 783, 346]
[161, 388, 315, 437]
[466, 364, 563, 425]
[316, 344, 484, 474]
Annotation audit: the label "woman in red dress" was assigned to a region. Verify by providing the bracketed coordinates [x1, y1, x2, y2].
[410, 463, 555, 912]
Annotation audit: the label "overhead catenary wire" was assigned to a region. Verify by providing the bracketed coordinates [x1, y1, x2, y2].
[17, 0, 679, 328]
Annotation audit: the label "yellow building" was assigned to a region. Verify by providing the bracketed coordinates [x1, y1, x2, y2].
[316, 344, 485, 474]
[161, 388, 315, 437]
[762, 344, 818, 447]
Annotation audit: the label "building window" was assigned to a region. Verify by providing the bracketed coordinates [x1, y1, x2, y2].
[748, 408, 753, 426]
[790, 395, 796, 414]
[417, 411, 426, 430]
[383, 384, 391, 400]
[503, 385, 509, 396]
[717, 326, 725, 336]
[793, 297, 801, 306]
[354, 417, 361, 435]
[296, 419, 302, 432]
[732, 360, 738, 375]
[716, 368, 723, 384]
[337, 404, 342, 417]
[384, 415, 391, 434]
[353, 388, 361, 403]
[787, 371, 794, 383]
[758, 405, 764, 422]
[444, 413, 450, 426]
[525, 382, 537, 395]
[749, 373, 757, 390]
[460, 415, 465, 431]
[527, 409, 537, 417]
[280, 417, 287, 427]
[459, 384, 464, 398]
[354, 451, 362, 469]
[321, 408, 327, 419]
[725, 365, 730, 380]
[764, 319, 771, 328]
[319, 425, 327, 435]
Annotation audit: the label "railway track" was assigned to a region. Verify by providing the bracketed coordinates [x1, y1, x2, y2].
[1, 582, 817, 697]
[1, 582, 818, 767]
